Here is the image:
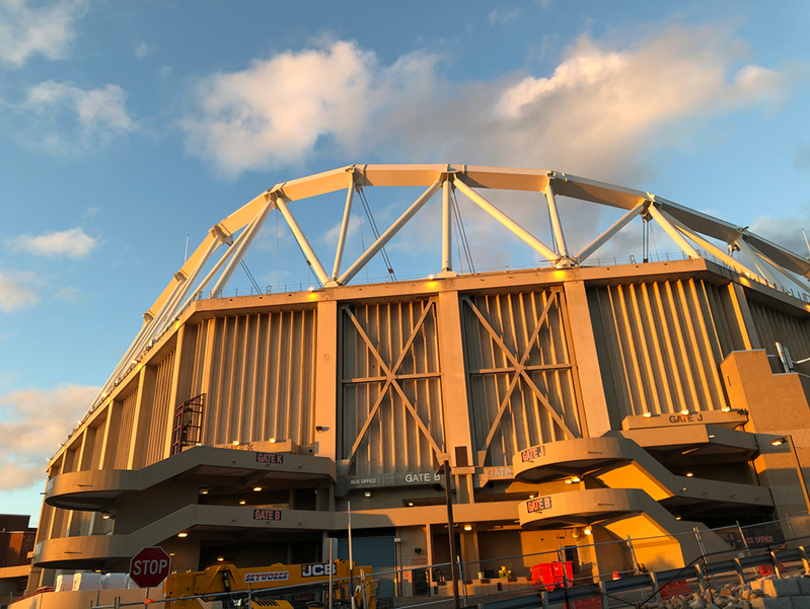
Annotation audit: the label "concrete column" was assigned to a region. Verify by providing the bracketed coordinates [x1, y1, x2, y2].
[314, 299, 339, 461]
[128, 365, 157, 469]
[163, 324, 198, 457]
[729, 283, 761, 350]
[563, 281, 611, 437]
[101, 399, 123, 469]
[436, 289, 475, 467]
[722, 350, 810, 517]
[459, 530, 480, 582]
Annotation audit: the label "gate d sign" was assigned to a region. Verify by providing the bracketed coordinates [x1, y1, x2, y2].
[130, 546, 172, 588]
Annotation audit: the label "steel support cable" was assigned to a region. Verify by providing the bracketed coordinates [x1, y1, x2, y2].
[649, 219, 660, 260]
[239, 259, 261, 293]
[452, 213, 465, 273]
[450, 190, 467, 273]
[357, 186, 397, 281]
[354, 191, 370, 283]
[451, 187, 475, 273]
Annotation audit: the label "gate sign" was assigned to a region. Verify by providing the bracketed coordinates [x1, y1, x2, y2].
[130, 546, 172, 588]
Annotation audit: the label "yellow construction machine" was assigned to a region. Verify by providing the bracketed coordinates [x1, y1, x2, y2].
[163, 559, 377, 609]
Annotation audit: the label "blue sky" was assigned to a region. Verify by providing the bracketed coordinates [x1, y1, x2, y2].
[1, 1, 810, 524]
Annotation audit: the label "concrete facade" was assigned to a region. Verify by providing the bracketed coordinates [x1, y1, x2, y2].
[26, 253, 810, 594]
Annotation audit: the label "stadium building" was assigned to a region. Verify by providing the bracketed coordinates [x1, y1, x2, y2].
[26, 165, 810, 594]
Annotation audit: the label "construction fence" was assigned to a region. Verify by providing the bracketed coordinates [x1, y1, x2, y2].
[31, 513, 810, 609]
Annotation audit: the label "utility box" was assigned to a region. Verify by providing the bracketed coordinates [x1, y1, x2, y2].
[531, 561, 573, 590]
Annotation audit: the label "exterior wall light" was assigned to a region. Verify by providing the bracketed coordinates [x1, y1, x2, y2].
[239, 500, 246, 505]
[253, 487, 262, 492]
[178, 532, 188, 538]
[464, 525, 472, 531]
[364, 491, 372, 498]
[685, 473, 694, 477]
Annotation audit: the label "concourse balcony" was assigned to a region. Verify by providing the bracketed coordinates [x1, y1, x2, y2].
[513, 433, 771, 552]
[45, 444, 336, 512]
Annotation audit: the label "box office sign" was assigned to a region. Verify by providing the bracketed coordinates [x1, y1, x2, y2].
[349, 471, 443, 488]
[716, 527, 784, 550]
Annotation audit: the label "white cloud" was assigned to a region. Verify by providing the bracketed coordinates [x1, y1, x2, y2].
[8, 227, 97, 257]
[54, 286, 82, 303]
[134, 41, 157, 60]
[0, 385, 98, 490]
[749, 210, 810, 258]
[0, 0, 87, 67]
[489, 8, 521, 26]
[183, 26, 797, 186]
[19, 81, 136, 153]
[0, 270, 39, 312]
[181, 40, 440, 178]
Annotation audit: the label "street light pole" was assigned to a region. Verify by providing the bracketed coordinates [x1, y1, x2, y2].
[443, 459, 461, 609]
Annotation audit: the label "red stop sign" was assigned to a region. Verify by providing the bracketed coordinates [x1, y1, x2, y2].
[129, 546, 171, 588]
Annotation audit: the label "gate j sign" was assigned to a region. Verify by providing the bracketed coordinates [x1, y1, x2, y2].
[129, 546, 172, 588]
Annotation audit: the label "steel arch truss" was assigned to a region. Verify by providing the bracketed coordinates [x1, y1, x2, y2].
[85, 164, 810, 418]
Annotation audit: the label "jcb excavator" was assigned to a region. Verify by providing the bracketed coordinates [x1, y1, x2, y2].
[163, 559, 378, 609]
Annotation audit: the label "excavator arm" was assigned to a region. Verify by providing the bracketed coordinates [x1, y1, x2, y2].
[163, 560, 377, 609]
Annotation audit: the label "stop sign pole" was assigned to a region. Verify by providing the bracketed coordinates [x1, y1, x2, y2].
[129, 546, 172, 589]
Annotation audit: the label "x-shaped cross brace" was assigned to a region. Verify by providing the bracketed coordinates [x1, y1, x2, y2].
[343, 299, 444, 465]
[462, 290, 578, 456]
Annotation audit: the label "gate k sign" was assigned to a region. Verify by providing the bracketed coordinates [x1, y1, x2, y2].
[130, 546, 172, 588]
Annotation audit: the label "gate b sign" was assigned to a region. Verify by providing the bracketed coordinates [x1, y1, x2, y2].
[130, 546, 171, 588]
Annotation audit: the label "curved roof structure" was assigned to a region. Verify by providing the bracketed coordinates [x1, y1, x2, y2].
[86, 164, 810, 417]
